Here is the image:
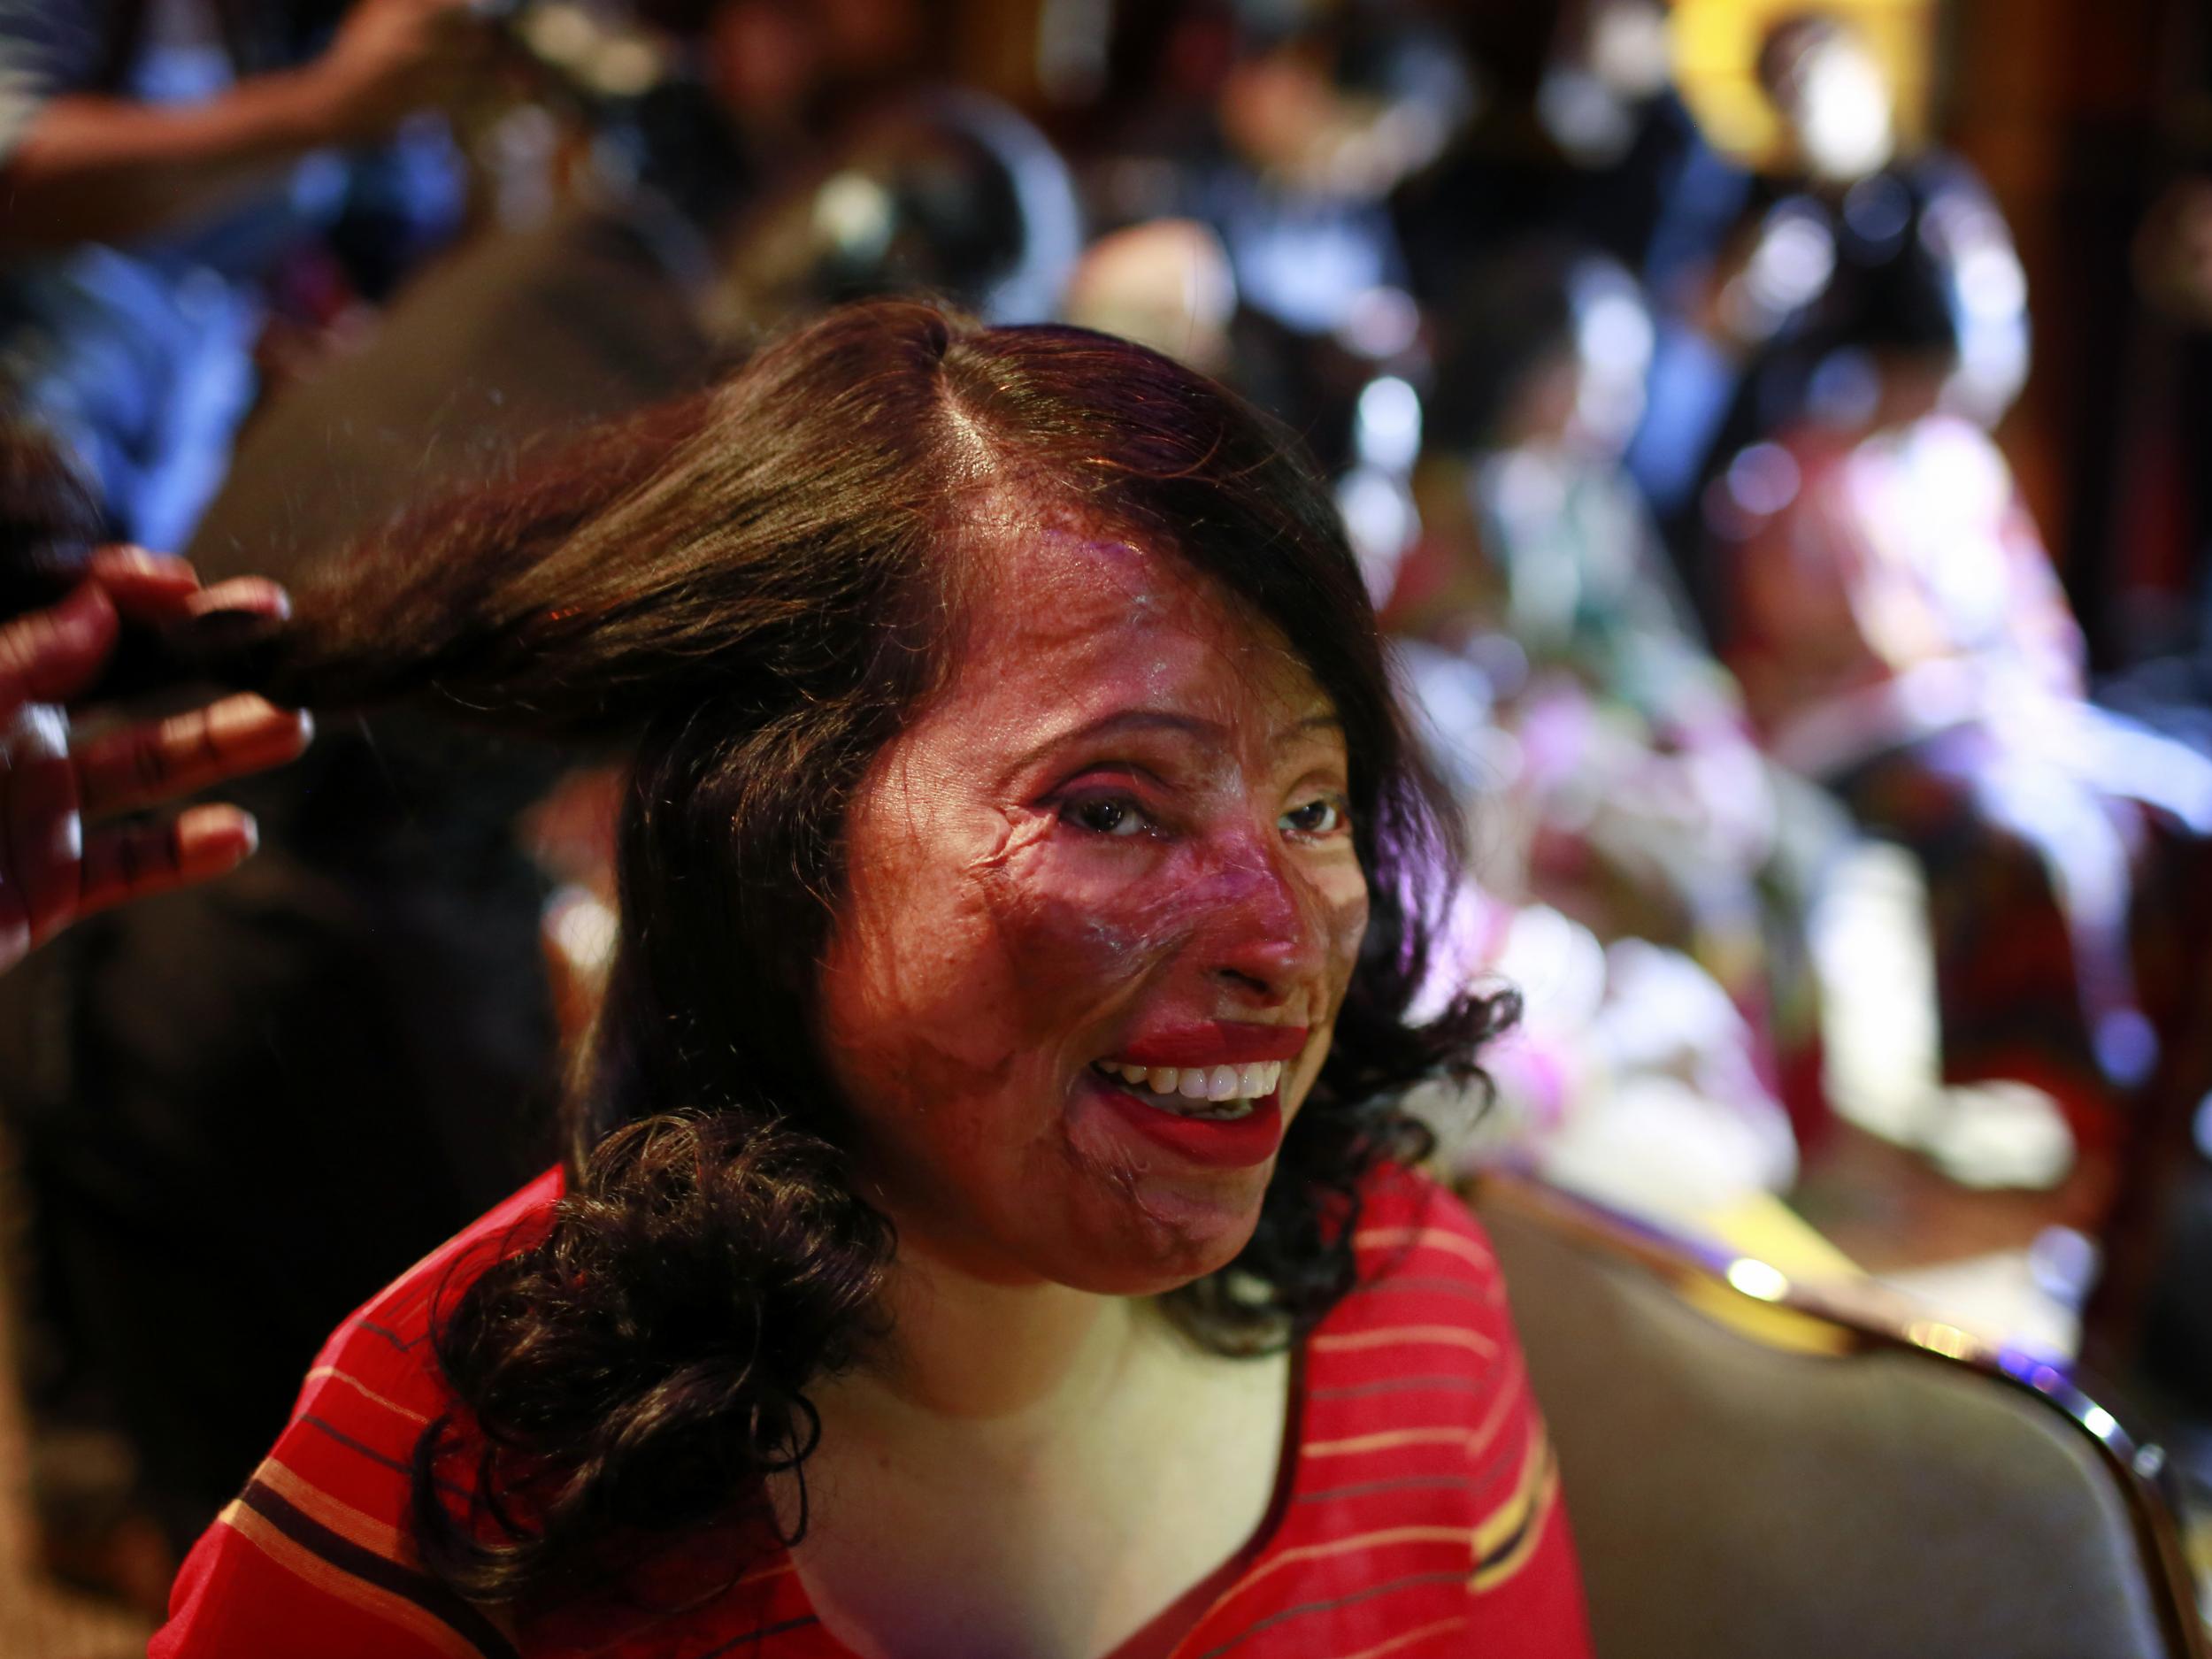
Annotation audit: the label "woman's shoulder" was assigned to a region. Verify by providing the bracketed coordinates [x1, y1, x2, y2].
[1183, 1167, 1593, 1657]
[1310, 1164, 1523, 1403]
[1308, 1169, 1530, 1449]
[151, 1169, 566, 1659]
[1341, 1163, 1505, 1305]
[313, 1167, 565, 1386]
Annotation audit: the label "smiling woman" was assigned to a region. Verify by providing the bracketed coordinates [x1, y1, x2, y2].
[818, 529, 1374, 1298]
[148, 300, 1586, 1659]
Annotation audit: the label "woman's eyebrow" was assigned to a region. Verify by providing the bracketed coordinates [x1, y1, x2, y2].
[1016, 708, 1343, 772]
[1014, 710, 1225, 771]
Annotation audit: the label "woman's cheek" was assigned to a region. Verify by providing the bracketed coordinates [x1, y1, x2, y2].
[1316, 857, 1371, 998]
[819, 923, 1008, 1101]
[1279, 858, 1369, 1118]
[823, 823, 1034, 1087]
[973, 835, 1192, 1018]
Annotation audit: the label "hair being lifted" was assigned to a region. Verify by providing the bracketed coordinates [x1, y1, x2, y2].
[185, 300, 1512, 1616]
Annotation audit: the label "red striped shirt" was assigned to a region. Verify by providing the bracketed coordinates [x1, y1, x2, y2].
[154, 1166, 1590, 1658]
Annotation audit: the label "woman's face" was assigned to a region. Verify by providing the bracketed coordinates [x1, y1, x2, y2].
[817, 527, 1370, 1294]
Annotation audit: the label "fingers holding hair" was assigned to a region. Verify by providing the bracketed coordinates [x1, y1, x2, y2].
[0, 547, 304, 972]
[84, 544, 202, 612]
[74, 696, 313, 818]
[0, 549, 290, 718]
[73, 804, 262, 924]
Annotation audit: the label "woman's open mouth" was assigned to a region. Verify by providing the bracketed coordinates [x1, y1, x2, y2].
[1087, 1060, 1285, 1122]
[1080, 1054, 1294, 1169]
[1076, 1023, 1306, 1167]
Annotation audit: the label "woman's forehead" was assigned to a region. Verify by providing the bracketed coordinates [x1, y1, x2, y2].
[955, 528, 1334, 728]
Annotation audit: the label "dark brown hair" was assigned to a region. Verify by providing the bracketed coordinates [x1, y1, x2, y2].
[202, 299, 1509, 1614]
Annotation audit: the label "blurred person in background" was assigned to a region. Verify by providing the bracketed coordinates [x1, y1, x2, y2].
[0, 0, 488, 550]
[1078, 2, 1467, 480]
[711, 85, 1079, 340]
[1531, 0, 1747, 305]
[1393, 240, 1833, 1137]
[1394, 0, 1747, 316]
[1063, 215, 1240, 380]
[1381, 0, 1766, 623]
[1632, 9, 2030, 615]
[1393, 641, 1801, 1226]
[2108, 173, 2212, 749]
[0, 0, 653, 1598]
[2095, 161, 2212, 1455]
[1702, 188, 2212, 1161]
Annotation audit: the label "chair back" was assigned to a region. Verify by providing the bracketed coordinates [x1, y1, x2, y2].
[1471, 1175, 2209, 1659]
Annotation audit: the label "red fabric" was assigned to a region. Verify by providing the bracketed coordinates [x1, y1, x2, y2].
[155, 1167, 1591, 1659]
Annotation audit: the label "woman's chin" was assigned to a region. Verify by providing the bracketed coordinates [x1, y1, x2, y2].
[1051, 1166, 1271, 1297]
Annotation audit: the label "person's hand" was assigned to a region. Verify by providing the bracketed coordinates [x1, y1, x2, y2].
[309, 0, 488, 144]
[0, 547, 311, 974]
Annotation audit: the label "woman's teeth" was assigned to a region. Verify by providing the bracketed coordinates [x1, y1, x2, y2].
[1092, 1059, 1284, 1118]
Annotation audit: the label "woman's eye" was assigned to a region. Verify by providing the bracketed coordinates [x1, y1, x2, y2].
[1281, 795, 1348, 837]
[1064, 795, 1151, 837]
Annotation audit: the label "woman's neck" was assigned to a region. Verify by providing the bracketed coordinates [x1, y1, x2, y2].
[838, 1240, 1144, 1428]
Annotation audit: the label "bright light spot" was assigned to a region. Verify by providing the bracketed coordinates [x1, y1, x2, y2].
[1495, 449, 1568, 523]
[1579, 290, 1654, 380]
[1540, 68, 1633, 161]
[550, 890, 618, 972]
[1726, 1259, 1790, 1302]
[1800, 47, 1896, 182]
[1956, 243, 2028, 319]
[521, 2, 596, 65]
[590, 38, 663, 99]
[2082, 1404, 2119, 1441]
[1336, 466, 1417, 601]
[814, 173, 894, 259]
[2027, 1226, 2100, 1309]
[1590, 1, 1671, 98]
[1908, 1321, 1972, 1359]
[2093, 1010, 2159, 1090]
[1573, 282, 1654, 449]
[1355, 376, 1423, 473]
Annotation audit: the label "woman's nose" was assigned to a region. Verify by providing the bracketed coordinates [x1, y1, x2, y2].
[1197, 836, 1328, 1002]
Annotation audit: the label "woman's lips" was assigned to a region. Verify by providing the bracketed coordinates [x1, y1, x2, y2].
[1109, 1021, 1309, 1067]
[1082, 1071, 1286, 1170]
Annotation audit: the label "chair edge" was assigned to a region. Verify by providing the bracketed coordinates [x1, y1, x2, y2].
[1464, 1170, 2212, 1659]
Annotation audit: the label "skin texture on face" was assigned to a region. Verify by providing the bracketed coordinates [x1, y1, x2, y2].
[816, 523, 1370, 1299]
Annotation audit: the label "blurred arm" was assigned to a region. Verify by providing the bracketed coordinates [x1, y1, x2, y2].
[1, 78, 334, 250]
[0, 0, 478, 252]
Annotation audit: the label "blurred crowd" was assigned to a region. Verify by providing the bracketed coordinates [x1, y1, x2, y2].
[4, 0, 2212, 1617]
